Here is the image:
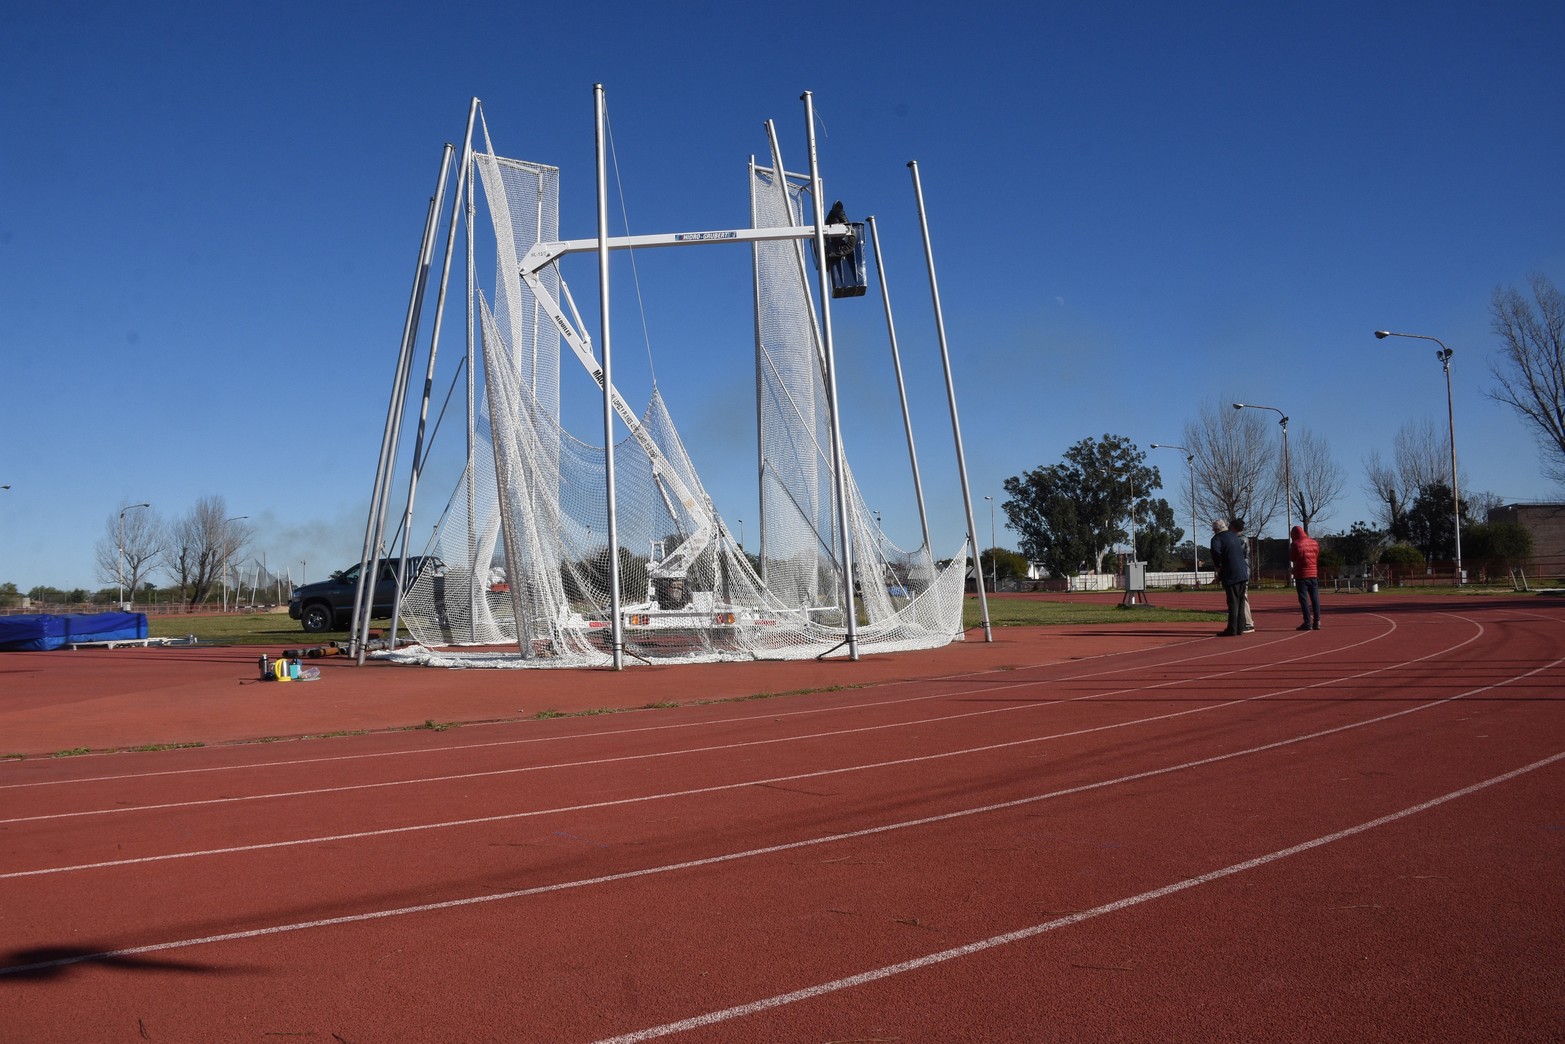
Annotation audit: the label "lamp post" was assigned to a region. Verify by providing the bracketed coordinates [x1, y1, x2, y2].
[1233, 402, 1291, 581]
[222, 515, 249, 612]
[737, 518, 743, 550]
[118, 502, 150, 608]
[983, 495, 997, 593]
[1151, 443, 1198, 587]
[1375, 330, 1462, 583]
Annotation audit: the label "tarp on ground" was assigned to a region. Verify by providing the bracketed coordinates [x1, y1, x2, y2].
[0, 613, 149, 651]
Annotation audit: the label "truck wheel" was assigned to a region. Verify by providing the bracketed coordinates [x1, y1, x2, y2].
[300, 603, 335, 633]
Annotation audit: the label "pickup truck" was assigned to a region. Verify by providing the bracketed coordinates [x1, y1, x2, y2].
[288, 557, 442, 633]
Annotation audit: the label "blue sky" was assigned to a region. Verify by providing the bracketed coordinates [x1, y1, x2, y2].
[3, 1, 1563, 591]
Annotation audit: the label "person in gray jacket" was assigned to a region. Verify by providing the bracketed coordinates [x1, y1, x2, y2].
[1210, 517, 1251, 636]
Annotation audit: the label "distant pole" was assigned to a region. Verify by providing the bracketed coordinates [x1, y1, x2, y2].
[1375, 330, 1462, 582]
[983, 495, 996, 593]
[1151, 444, 1198, 586]
[1233, 403, 1290, 582]
[118, 502, 149, 608]
[223, 515, 249, 612]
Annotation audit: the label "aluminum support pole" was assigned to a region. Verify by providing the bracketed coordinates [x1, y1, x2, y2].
[866, 215, 934, 567]
[803, 90, 859, 660]
[908, 160, 991, 641]
[389, 98, 479, 651]
[354, 145, 453, 663]
[596, 83, 625, 669]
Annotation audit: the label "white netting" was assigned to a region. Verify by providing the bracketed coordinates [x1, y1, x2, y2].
[392, 133, 967, 667]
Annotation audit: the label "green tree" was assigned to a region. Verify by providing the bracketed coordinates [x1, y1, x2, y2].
[1328, 521, 1386, 573]
[979, 547, 1030, 584]
[1133, 497, 1182, 571]
[1382, 542, 1425, 579]
[1462, 521, 1533, 575]
[1404, 481, 1465, 562]
[1002, 434, 1164, 578]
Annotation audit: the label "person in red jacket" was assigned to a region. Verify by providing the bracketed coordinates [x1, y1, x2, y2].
[1289, 525, 1321, 630]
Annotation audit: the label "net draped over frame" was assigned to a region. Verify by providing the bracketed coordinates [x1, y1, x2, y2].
[390, 141, 967, 667]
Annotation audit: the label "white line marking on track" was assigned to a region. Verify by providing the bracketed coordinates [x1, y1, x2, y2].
[0, 615, 1429, 843]
[3, 645, 1557, 979]
[591, 747, 1565, 1043]
[2, 615, 1487, 876]
[0, 627, 1230, 791]
[9, 600, 1392, 793]
[0, 616, 1409, 825]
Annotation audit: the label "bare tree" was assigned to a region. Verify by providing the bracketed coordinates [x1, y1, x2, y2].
[1362, 419, 1460, 533]
[1463, 488, 1506, 522]
[93, 505, 165, 600]
[1184, 398, 1282, 536]
[1362, 449, 1402, 533]
[1290, 428, 1345, 532]
[164, 496, 253, 606]
[1490, 274, 1565, 485]
[1394, 417, 1451, 491]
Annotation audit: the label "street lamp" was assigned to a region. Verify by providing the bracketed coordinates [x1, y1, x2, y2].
[118, 502, 150, 608]
[983, 495, 997, 593]
[1233, 402, 1291, 581]
[1150, 443, 1198, 587]
[223, 515, 249, 612]
[1376, 330, 1463, 583]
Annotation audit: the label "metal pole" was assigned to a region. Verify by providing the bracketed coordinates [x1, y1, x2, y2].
[1151, 444, 1198, 587]
[117, 503, 147, 607]
[1189, 455, 1198, 587]
[1233, 403, 1290, 582]
[466, 118, 478, 641]
[866, 215, 934, 567]
[1374, 330, 1462, 582]
[749, 154, 766, 583]
[985, 495, 997, 592]
[389, 98, 479, 651]
[803, 91, 859, 660]
[1443, 351, 1462, 582]
[909, 160, 991, 641]
[354, 145, 454, 663]
[596, 84, 624, 669]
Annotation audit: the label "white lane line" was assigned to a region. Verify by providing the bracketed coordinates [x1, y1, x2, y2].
[4, 706, 1559, 985]
[4, 604, 1359, 792]
[591, 746, 1565, 1044]
[0, 616, 1416, 829]
[0, 625, 1232, 791]
[1, 632, 1553, 1007]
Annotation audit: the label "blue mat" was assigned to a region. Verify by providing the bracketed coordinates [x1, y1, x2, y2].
[0, 612, 150, 651]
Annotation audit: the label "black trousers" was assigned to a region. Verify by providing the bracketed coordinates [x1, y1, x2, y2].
[1224, 581, 1248, 634]
[1295, 577, 1319, 625]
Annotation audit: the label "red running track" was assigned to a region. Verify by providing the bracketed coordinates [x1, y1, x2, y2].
[3, 597, 1564, 1041]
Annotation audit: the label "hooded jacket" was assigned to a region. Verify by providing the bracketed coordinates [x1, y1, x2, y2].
[1290, 525, 1320, 580]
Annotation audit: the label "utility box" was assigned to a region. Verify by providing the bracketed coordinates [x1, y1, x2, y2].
[1121, 561, 1152, 606]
